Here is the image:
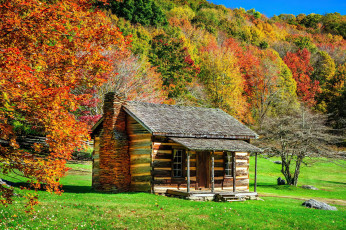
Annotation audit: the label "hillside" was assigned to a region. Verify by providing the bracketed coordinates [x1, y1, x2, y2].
[90, 0, 346, 129]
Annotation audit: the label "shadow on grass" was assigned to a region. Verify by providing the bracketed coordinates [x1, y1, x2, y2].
[62, 185, 94, 193]
[249, 182, 298, 190]
[61, 185, 149, 196]
[318, 180, 346, 185]
[2, 179, 96, 194]
[3, 178, 150, 196]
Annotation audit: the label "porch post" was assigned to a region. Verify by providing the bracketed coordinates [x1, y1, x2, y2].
[254, 152, 258, 193]
[232, 152, 236, 192]
[211, 151, 215, 193]
[187, 151, 191, 193]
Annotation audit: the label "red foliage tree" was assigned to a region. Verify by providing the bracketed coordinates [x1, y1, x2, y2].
[0, 0, 127, 209]
[284, 49, 321, 106]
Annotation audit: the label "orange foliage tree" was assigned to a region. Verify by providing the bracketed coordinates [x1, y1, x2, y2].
[0, 0, 126, 208]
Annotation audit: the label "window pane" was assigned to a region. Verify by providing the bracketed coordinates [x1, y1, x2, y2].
[225, 152, 233, 176]
[173, 150, 183, 177]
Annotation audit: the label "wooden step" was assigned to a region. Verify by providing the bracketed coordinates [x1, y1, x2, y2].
[222, 195, 237, 198]
[214, 193, 246, 202]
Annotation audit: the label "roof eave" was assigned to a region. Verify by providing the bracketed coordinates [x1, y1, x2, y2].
[169, 137, 263, 153]
[153, 132, 258, 139]
[90, 117, 104, 137]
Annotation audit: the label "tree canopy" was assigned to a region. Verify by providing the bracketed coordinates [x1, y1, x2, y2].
[108, 0, 168, 26]
[0, 0, 127, 208]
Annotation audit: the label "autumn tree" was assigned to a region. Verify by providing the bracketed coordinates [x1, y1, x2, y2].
[199, 39, 248, 120]
[312, 51, 336, 88]
[167, 6, 196, 21]
[326, 63, 346, 129]
[115, 18, 152, 56]
[223, 38, 298, 124]
[0, 0, 127, 208]
[284, 49, 321, 106]
[311, 51, 336, 112]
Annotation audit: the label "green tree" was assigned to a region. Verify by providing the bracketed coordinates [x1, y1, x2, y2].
[149, 33, 199, 99]
[109, 0, 167, 26]
[322, 13, 346, 38]
[294, 36, 317, 53]
[301, 13, 323, 29]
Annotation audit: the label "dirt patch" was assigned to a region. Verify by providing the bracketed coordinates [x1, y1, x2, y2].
[196, 215, 210, 219]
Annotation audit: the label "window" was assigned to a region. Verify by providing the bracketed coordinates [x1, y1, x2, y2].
[173, 149, 183, 177]
[224, 152, 233, 177]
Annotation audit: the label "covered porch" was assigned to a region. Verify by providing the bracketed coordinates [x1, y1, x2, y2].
[168, 137, 262, 199]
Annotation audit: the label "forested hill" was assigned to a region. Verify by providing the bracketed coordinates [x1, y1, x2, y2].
[92, 0, 345, 129]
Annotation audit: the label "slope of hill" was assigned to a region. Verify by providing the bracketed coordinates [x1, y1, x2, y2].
[94, 0, 345, 129]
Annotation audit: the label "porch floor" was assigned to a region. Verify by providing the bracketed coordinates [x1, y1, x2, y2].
[165, 189, 258, 201]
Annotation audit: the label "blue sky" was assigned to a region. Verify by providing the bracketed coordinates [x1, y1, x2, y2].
[209, 0, 346, 17]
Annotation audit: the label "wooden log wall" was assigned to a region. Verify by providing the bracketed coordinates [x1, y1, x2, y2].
[127, 115, 152, 192]
[210, 151, 226, 187]
[223, 152, 250, 191]
[152, 140, 191, 193]
[152, 145, 250, 193]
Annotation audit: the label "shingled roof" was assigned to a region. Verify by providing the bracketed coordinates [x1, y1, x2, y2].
[123, 101, 258, 139]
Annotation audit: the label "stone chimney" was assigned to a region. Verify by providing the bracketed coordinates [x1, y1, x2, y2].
[95, 92, 131, 192]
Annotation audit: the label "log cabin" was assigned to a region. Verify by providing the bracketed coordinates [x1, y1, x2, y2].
[91, 92, 262, 196]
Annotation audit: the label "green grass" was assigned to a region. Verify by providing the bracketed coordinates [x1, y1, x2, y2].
[1, 158, 345, 229]
[249, 157, 346, 200]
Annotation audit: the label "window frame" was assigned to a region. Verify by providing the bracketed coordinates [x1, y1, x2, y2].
[224, 152, 233, 178]
[172, 149, 185, 178]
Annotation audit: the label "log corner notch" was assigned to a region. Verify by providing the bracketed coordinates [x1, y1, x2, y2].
[94, 92, 131, 193]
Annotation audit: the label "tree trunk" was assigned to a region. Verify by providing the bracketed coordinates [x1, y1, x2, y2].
[281, 158, 293, 185]
[293, 156, 304, 186]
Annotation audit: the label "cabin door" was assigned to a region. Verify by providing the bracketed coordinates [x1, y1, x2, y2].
[197, 151, 210, 189]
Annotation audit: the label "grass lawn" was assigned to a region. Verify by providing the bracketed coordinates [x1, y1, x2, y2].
[1, 157, 345, 229]
[249, 156, 346, 201]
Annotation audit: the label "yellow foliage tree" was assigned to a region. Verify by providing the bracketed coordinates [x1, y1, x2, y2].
[199, 42, 248, 120]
